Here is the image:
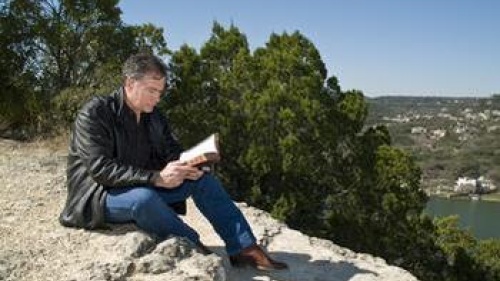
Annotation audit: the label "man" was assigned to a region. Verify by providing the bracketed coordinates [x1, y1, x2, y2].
[59, 53, 288, 271]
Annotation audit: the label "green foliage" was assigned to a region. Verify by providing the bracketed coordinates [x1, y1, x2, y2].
[241, 31, 335, 222]
[475, 239, 500, 280]
[130, 23, 170, 56]
[165, 22, 460, 280]
[1, 0, 169, 136]
[322, 132, 450, 280]
[336, 90, 368, 134]
[0, 2, 37, 131]
[0, 75, 34, 131]
[167, 24, 341, 234]
[435, 216, 477, 264]
[365, 96, 500, 280]
[434, 216, 495, 281]
[51, 62, 122, 127]
[4, 9, 498, 278]
[166, 24, 500, 280]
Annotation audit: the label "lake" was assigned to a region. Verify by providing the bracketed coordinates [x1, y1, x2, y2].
[426, 196, 500, 240]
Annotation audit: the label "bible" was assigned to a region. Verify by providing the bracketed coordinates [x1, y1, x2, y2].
[179, 133, 221, 167]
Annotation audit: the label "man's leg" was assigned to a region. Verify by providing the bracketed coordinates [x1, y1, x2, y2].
[177, 174, 288, 270]
[104, 186, 200, 243]
[176, 174, 257, 256]
[105, 180, 287, 269]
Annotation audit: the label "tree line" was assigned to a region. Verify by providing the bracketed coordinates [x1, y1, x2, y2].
[1, 1, 499, 280]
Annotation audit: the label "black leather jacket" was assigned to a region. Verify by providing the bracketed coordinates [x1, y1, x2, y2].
[59, 88, 183, 229]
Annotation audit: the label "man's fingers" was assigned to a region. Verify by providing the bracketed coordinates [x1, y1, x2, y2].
[174, 165, 200, 175]
[159, 161, 203, 186]
[185, 170, 203, 180]
[168, 160, 187, 167]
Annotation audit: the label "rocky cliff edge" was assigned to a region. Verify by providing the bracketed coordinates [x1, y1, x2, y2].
[0, 139, 418, 281]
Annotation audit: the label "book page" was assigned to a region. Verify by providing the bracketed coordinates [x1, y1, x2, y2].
[179, 133, 219, 163]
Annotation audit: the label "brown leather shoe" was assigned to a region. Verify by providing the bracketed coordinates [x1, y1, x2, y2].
[229, 244, 288, 271]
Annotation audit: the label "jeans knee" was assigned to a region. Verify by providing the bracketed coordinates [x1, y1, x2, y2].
[198, 173, 219, 187]
[130, 187, 161, 217]
[194, 173, 228, 198]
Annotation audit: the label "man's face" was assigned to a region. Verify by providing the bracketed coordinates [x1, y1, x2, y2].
[125, 75, 166, 114]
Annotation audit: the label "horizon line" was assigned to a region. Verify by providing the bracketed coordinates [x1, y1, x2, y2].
[363, 92, 498, 98]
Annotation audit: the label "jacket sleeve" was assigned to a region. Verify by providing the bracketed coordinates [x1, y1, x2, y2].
[72, 99, 156, 187]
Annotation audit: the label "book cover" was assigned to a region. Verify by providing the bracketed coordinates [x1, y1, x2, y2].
[179, 133, 220, 167]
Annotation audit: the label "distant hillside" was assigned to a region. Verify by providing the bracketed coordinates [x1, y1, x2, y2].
[366, 96, 500, 196]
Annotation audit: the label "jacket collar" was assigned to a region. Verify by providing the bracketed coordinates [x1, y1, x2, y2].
[113, 86, 153, 122]
[113, 87, 126, 118]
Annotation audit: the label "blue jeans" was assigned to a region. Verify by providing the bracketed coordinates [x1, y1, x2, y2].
[104, 173, 256, 255]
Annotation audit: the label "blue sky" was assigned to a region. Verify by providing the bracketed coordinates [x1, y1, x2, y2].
[119, 1, 499, 97]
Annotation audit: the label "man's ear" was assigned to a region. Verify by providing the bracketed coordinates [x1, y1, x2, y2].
[124, 77, 134, 92]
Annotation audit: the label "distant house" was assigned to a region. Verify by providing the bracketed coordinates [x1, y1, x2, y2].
[477, 176, 497, 193]
[437, 113, 456, 120]
[430, 129, 446, 140]
[464, 113, 476, 121]
[487, 125, 500, 132]
[455, 124, 467, 134]
[383, 114, 410, 123]
[411, 127, 427, 134]
[454, 176, 497, 194]
[454, 177, 477, 194]
[478, 112, 489, 121]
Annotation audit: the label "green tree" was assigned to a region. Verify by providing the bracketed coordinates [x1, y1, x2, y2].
[164, 22, 493, 280]
[166, 23, 255, 199]
[475, 239, 500, 281]
[1, 0, 169, 133]
[0, 1, 37, 132]
[242, 31, 333, 229]
[165, 44, 207, 141]
[167, 26, 338, 232]
[322, 121, 449, 279]
[166, 22, 252, 140]
[435, 216, 487, 281]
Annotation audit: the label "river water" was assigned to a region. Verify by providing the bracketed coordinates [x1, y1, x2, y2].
[426, 196, 500, 240]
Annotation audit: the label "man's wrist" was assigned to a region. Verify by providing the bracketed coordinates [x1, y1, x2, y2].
[150, 171, 161, 186]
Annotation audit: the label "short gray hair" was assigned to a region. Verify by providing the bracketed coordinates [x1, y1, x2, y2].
[122, 53, 168, 81]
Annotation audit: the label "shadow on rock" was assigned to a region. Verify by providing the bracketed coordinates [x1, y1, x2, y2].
[226, 250, 377, 281]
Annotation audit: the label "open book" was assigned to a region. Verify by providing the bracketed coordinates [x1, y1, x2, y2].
[179, 133, 221, 167]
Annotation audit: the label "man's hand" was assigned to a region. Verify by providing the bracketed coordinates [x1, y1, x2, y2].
[154, 160, 204, 189]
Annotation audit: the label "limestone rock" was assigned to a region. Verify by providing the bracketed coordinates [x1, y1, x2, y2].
[0, 138, 418, 281]
[68, 235, 225, 281]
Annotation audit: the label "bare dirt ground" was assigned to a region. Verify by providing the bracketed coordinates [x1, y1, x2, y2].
[0, 137, 79, 281]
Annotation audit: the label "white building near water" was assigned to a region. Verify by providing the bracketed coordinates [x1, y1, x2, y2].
[454, 177, 477, 193]
[454, 176, 497, 194]
[478, 176, 497, 192]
